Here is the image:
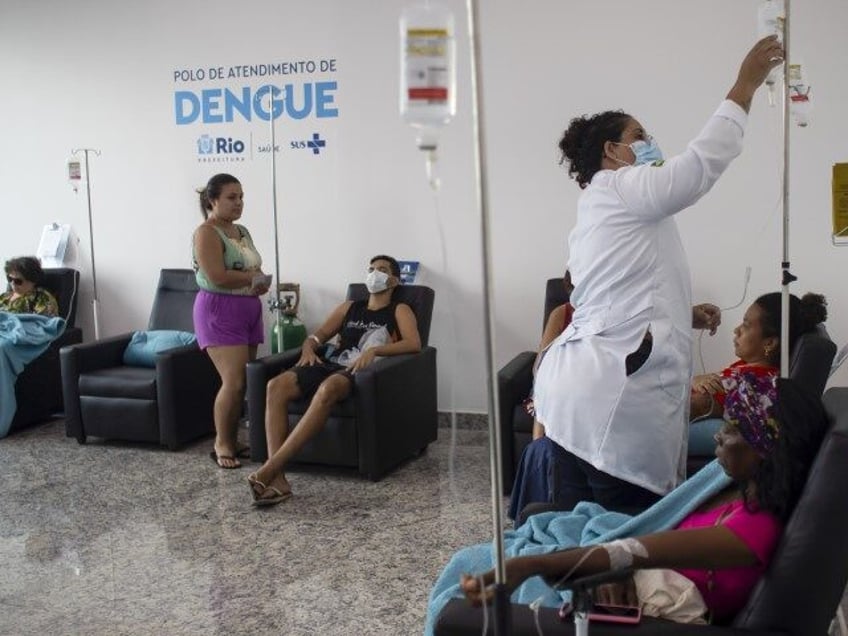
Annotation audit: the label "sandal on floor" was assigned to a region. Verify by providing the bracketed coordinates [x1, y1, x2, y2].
[247, 474, 266, 501]
[210, 450, 242, 469]
[253, 484, 292, 507]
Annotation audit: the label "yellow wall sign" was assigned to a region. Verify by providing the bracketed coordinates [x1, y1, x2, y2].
[834, 163, 848, 244]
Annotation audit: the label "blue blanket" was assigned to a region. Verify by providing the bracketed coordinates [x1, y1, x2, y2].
[425, 460, 731, 635]
[0, 312, 66, 437]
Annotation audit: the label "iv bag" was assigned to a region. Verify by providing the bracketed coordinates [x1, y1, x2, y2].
[399, 3, 456, 150]
[68, 157, 83, 192]
[757, 0, 785, 87]
[788, 63, 811, 127]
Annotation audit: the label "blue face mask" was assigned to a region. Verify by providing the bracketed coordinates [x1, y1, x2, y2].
[612, 137, 664, 166]
[630, 138, 663, 165]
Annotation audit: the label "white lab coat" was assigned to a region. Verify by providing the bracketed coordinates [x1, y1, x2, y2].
[534, 100, 748, 495]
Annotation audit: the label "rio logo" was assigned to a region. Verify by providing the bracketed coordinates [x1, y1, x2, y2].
[197, 134, 246, 155]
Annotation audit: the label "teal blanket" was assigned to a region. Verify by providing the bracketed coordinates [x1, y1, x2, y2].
[0, 311, 66, 437]
[425, 460, 731, 635]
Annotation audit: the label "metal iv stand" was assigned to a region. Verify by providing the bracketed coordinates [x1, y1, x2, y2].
[71, 148, 102, 339]
[265, 91, 285, 351]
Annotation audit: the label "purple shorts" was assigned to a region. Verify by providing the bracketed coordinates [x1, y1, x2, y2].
[193, 289, 264, 349]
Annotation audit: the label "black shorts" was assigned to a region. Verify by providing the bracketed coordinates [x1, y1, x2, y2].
[291, 362, 353, 400]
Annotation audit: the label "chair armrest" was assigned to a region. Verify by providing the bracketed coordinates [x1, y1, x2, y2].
[353, 347, 438, 480]
[60, 333, 134, 373]
[498, 351, 536, 400]
[435, 598, 779, 635]
[156, 344, 221, 449]
[60, 333, 134, 442]
[497, 350, 536, 494]
[249, 348, 303, 379]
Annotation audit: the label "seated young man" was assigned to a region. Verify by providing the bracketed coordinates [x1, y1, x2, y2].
[248, 254, 421, 506]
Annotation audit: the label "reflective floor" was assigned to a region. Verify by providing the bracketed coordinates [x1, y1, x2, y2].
[0, 420, 499, 635]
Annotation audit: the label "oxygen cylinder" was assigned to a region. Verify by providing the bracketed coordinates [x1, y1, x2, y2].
[271, 314, 307, 354]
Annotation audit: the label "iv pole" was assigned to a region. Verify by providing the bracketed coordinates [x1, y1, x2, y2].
[465, 1, 511, 633]
[266, 90, 284, 350]
[780, 0, 795, 378]
[71, 148, 102, 340]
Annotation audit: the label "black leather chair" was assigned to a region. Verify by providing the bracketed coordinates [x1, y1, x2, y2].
[246, 283, 437, 481]
[497, 278, 570, 494]
[435, 386, 848, 636]
[60, 269, 220, 449]
[10, 268, 83, 432]
[686, 327, 837, 476]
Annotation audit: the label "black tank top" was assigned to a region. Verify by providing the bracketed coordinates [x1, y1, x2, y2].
[337, 300, 399, 353]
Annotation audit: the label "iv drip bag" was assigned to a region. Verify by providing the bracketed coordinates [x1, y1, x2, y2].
[399, 3, 456, 150]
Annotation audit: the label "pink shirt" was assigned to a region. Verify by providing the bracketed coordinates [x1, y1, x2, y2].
[674, 499, 783, 622]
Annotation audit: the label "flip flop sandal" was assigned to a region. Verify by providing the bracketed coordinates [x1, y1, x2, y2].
[209, 450, 242, 469]
[247, 474, 265, 501]
[253, 485, 292, 507]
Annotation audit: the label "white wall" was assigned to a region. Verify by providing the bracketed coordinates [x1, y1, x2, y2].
[1, 0, 846, 412]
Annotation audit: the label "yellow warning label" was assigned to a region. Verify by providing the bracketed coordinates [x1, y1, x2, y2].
[834, 163, 848, 240]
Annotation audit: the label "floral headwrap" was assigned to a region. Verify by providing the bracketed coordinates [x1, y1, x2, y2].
[722, 370, 780, 456]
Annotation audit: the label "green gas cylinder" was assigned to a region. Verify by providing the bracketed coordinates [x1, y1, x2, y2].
[271, 314, 307, 353]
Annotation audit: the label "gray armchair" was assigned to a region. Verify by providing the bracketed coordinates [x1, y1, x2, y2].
[60, 269, 220, 449]
[246, 283, 437, 481]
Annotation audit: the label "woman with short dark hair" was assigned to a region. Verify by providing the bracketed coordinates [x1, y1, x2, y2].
[1, 256, 58, 316]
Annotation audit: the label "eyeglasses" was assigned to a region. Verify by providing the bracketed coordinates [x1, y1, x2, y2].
[6, 276, 24, 285]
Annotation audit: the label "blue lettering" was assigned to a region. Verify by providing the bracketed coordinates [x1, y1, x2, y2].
[175, 91, 200, 125]
[253, 85, 284, 121]
[174, 82, 340, 125]
[315, 81, 338, 118]
[201, 89, 223, 124]
[285, 83, 313, 120]
[224, 87, 252, 123]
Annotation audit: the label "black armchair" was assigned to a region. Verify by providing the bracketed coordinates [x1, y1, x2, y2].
[60, 269, 220, 450]
[497, 278, 570, 495]
[11, 268, 83, 432]
[436, 386, 848, 636]
[246, 283, 437, 481]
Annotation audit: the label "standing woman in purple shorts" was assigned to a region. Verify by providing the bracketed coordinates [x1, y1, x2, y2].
[192, 173, 270, 469]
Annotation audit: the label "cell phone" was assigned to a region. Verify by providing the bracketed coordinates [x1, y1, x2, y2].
[587, 603, 641, 624]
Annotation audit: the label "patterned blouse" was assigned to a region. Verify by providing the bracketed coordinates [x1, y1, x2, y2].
[0, 288, 59, 316]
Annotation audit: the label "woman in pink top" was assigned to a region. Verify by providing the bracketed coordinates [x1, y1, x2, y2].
[461, 372, 828, 623]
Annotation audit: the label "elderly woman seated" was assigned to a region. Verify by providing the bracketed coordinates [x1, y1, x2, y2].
[1, 256, 64, 437]
[1, 256, 59, 316]
[426, 372, 828, 631]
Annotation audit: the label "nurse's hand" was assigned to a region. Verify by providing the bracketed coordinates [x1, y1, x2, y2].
[727, 35, 785, 112]
[692, 303, 721, 335]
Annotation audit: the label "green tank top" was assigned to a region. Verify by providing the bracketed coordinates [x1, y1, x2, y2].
[192, 224, 262, 295]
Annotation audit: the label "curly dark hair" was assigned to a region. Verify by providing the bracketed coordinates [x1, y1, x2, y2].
[754, 292, 828, 366]
[197, 173, 241, 219]
[558, 110, 632, 188]
[370, 254, 401, 280]
[4, 256, 45, 286]
[740, 378, 828, 521]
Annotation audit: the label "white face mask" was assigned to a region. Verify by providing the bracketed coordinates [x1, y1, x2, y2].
[365, 269, 390, 294]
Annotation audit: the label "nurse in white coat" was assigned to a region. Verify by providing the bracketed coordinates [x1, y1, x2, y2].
[519, 36, 785, 516]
